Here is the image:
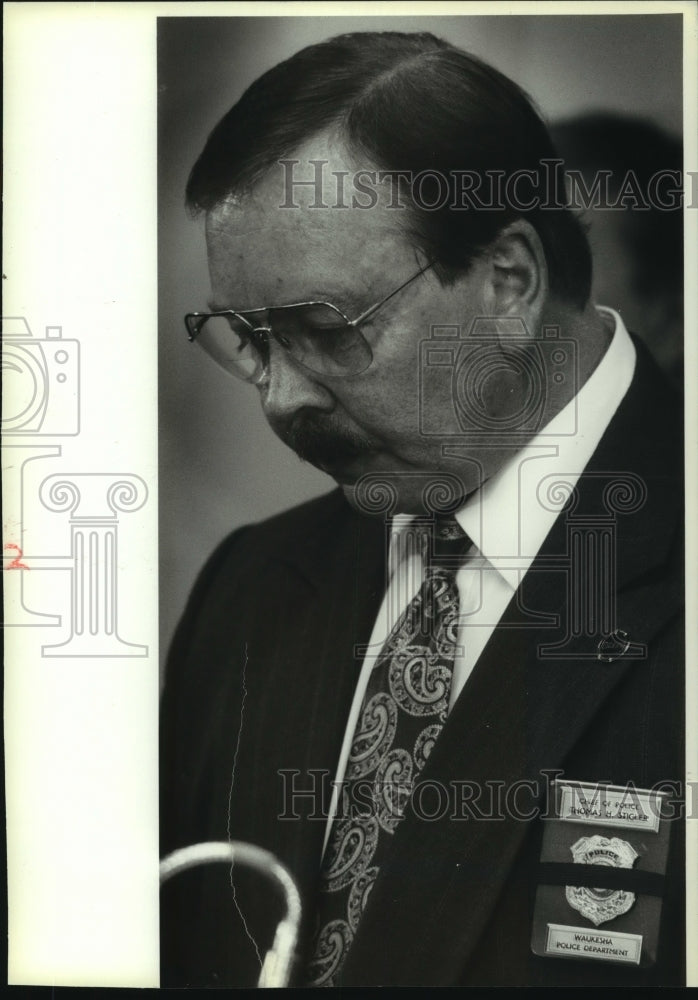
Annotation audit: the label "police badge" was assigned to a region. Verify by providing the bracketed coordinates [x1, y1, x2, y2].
[530, 781, 674, 967]
[565, 835, 639, 926]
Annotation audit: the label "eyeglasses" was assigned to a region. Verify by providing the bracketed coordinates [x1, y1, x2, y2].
[184, 261, 434, 383]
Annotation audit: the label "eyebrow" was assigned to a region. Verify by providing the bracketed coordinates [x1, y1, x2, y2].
[206, 297, 235, 312]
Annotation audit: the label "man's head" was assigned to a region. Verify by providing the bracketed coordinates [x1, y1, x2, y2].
[186, 32, 596, 514]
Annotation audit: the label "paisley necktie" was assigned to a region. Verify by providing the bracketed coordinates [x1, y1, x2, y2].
[305, 518, 470, 987]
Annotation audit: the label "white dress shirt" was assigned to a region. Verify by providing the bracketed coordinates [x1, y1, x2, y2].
[323, 307, 636, 853]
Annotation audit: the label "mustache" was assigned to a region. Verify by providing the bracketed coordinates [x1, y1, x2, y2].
[272, 411, 376, 468]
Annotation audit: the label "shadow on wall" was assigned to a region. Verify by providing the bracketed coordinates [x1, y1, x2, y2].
[551, 113, 683, 389]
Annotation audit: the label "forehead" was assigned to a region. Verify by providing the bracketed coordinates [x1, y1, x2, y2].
[205, 132, 415, 308]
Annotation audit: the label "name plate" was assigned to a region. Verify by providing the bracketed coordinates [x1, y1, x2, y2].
[545, 924, 642, 965]
[558, 781, 662, 833]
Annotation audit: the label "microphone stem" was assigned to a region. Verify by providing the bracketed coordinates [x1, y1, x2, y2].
[160, 840, 302, 988]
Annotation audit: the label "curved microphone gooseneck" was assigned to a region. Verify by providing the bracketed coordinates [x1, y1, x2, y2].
[160, 841, 302, 988]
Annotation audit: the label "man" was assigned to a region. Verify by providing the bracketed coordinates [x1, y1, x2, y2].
[160, 33, 684, 987]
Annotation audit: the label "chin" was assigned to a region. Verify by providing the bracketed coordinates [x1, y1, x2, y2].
[341, 474, 468, 519]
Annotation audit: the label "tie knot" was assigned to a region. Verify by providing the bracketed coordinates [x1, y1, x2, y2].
[432, 517, 466, 541]
[424, 517, 471, 569]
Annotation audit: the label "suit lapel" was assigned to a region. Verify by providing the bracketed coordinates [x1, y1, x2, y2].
[234, 494, 388, 900]
[340, 342, 683, 985]
[165, 491, 390, 985]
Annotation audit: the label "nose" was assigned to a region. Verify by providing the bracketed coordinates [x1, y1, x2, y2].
[259, 336, 335, 423]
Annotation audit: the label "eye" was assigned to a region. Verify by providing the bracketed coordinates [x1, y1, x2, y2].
[271, 304, 348, 333]
[305, 316, 351, 333]
[318, 326, 361, 349]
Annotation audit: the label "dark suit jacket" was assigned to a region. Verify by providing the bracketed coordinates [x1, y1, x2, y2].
[160, 339, 685, 987]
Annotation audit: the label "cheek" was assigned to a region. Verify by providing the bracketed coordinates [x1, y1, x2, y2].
[341, 385, 417, 442]
[478, 369, 520, 416]
[346, 308, 464, 441]
[348, 359, 422, 438]
[364, 320, 424, 391]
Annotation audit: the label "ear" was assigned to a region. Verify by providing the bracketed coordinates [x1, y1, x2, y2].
[482, 220, 549, 326]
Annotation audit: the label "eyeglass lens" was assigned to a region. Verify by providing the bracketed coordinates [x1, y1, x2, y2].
[193, 304, 373, 381]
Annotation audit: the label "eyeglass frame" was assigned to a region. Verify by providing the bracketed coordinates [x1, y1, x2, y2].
[184, 259, 435, 381]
